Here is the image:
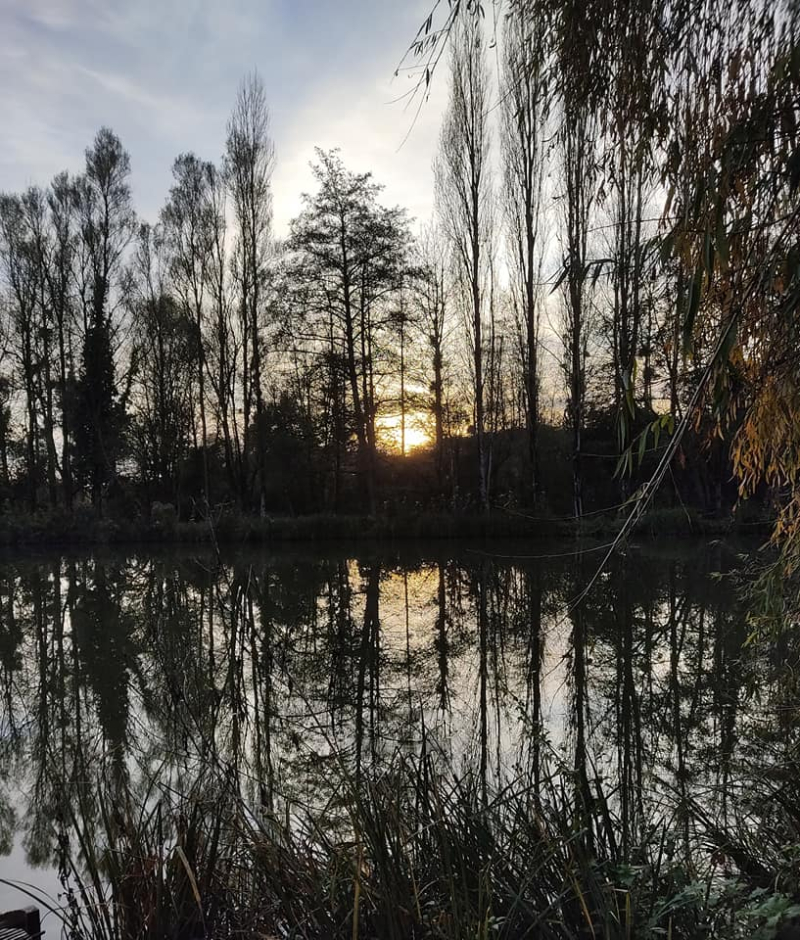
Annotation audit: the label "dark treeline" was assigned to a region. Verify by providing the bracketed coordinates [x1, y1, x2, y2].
[2, 0, 797, 527]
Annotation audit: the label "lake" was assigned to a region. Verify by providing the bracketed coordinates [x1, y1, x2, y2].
[0, 539, 792, 929]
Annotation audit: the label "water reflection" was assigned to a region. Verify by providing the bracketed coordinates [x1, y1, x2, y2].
[0, 540, 795, 898]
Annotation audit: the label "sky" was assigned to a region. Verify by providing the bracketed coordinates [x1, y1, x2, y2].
[0, 0, 450, 236]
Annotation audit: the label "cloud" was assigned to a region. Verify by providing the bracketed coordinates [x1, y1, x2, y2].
[74, 65, 205, 135]
[0, 0, 447, 232]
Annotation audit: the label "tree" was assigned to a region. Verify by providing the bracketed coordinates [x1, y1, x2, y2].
[558, 104, 596, 519]
[46, 172, 78, 509]
[436, 15, 493, 512]
[225, 72, 275, 513]
[127, 223, 195, 503]
[411, 224, 450, 491]
[0, 192, 42, 510]
[501, 12, 547, 504]
[24, 186, 61, 508]
[161, 153, 216, 508]
[203, 163, 241, 501]
[72, 128, 135, 509]
[289, 150, 409, 512]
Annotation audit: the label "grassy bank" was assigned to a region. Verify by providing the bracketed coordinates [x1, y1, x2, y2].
[38, 749, 800, 940]
[0, 505, 772, 547]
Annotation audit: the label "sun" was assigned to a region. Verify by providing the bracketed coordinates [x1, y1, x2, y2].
[402, 425, 432, 451]
[376, 413, 432, 455]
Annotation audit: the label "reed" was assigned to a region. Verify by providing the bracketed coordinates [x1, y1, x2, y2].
[50, 747, 800, 939]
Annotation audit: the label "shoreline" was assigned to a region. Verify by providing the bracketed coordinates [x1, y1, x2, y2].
[0, 505, 772, 547]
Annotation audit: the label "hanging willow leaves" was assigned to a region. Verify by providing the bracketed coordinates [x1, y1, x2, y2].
[681, 267, 703, 355]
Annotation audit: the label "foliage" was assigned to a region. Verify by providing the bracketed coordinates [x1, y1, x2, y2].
[46, 747, 800, 940]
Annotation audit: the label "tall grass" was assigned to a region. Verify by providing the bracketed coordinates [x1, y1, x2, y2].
[49, 747, 800, 940]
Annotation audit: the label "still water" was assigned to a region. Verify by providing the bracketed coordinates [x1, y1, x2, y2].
[0, 539, 793, 915]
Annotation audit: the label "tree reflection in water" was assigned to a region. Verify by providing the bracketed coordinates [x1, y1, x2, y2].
[0, 541, 796, 933]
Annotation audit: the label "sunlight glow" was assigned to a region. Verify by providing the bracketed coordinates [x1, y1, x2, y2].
[377, 413, 432, 455]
